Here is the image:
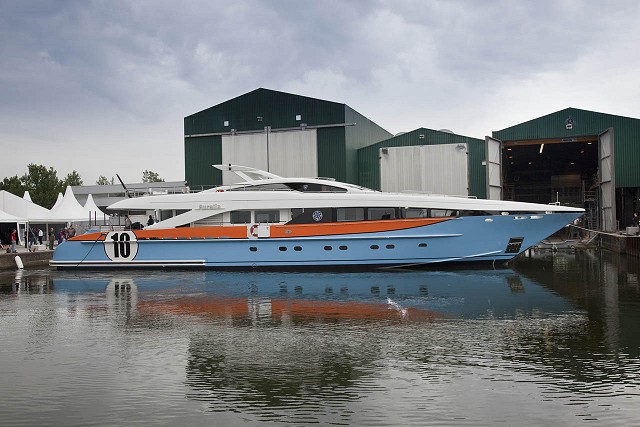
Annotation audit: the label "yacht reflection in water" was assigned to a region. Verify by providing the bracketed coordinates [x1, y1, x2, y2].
[46, 267, 584, 417]
[47, 268, 576, 322]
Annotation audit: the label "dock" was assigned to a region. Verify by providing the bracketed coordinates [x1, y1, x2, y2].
[0, 246, 52, 270]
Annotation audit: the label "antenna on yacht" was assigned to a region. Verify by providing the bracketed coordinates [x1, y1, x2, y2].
[116, 174, 132, 198]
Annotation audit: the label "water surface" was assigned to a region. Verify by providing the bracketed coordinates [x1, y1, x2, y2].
[1, 249, 639, 425]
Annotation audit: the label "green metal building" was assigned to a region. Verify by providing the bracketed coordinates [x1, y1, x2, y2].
[184, 88, 391, 189]
[492, 107, 640, 231]
[357, 128, 487, 198]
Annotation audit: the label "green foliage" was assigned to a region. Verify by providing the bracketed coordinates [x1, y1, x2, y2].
[0, 164, 84, 209]
[96, 175, 115, 185]
[142, 169, 164, 183]
[62, 170, 83, 187]
[0, 175, 26, 196]
[20, 164, 62, 208]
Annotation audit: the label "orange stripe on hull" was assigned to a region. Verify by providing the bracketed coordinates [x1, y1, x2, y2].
[70, 217, 451, 242]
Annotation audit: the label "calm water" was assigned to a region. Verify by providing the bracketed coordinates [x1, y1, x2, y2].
[1, 249, 639, 426]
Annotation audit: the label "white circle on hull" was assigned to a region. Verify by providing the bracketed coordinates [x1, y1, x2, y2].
[104, 231, 139, 261]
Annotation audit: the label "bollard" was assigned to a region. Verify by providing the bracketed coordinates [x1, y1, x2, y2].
[15, 256, 24, 269]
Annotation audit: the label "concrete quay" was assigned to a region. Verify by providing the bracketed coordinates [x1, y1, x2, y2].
[0, 245, 53, 270]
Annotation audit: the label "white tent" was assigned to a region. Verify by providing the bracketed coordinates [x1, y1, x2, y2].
[0, 207, 28, 246]
[0, 208, 24, 223]
[83, 194, 104, 218]
[23, 191, 33, 203]
[48, 186, 89, 222]
[51, 192, 63, 210]
[0, 190, 51, 222]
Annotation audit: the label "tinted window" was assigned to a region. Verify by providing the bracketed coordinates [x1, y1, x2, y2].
[230, 211, 251, 224]
[337, 208, 365, 222]
[255, 210, 280, 223]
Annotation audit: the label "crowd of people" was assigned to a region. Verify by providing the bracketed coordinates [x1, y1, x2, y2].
[2, 213, 159, 252]
[1, 224, 77, 253]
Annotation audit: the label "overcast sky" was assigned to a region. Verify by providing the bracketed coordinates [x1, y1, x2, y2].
[1, 0, 639, 184]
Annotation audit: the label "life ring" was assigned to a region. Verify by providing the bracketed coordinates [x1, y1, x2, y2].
[249, 224, 259, 238]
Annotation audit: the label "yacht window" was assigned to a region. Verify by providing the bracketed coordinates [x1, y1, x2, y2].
[337, 207, 365, 222]
[431, 209, 457, 218]
[227, 183, 291, 191]
[368, 208, 396, 220]
[401, 208, 429, 218]
[255, 210, 280, 223]
[291, 183, 347, 193]
[230, 210, 251, 224]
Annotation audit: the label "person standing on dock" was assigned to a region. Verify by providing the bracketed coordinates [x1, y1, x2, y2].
[28, 228, 36, 252]
[38, 228, 43, 245]
[48, 228, 55, 250]
[10, 229, 17, 253]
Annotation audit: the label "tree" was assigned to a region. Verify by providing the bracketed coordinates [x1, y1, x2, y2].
[96, 175, 115, 185]
[0, 175, 26, 197]
[0, 164, 84, 209]
[62, 170, 83, 187]
[142, 170, 164, 183]
[21, 164, 63, 208]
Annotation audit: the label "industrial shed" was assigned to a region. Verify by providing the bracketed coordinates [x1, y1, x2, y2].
[184, 88, 392, 189]
[357, 128, 486, 198]
[492, 108, 640, 231]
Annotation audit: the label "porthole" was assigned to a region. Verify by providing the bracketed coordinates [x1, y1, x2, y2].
[294, 246, 302, 251]
[339, 245, 348, 250]
[249, 247, 257, 252]
[418, 243, 427, 248]
[370, 245, 379, 250]
[324, 246, 332, 251]
[279, 246, 287, 251]
[386, 244, 395, 249]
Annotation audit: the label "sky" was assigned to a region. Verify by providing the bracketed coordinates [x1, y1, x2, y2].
[1, 0, 639, 184]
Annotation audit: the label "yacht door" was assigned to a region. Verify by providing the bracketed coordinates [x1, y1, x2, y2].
[599, 128, 616, 231]
[485, 136, 503, 200]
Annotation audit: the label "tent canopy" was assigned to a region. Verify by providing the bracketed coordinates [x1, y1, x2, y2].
[0, 208, 25, 223]
[0, 190, 51, 222]
[48, 186, 89, 222]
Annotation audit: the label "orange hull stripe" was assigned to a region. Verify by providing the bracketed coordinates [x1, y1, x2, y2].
[71, 217, 450, 241]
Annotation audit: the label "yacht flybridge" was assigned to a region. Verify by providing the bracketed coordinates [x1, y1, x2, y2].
[51, 164, 584, 269]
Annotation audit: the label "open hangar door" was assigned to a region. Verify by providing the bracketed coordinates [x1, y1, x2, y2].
[499, 135, 604, 228]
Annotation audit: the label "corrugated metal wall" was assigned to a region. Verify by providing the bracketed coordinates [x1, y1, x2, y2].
[357, 129, 486, 197]
[380, 145, 469, 195]
[185, 88, 391, 188]
[344, 106, 393, 184]
[221, 133, 269, 182]
[493, 108, 640, 187]
[184, 88, 345, 135]
[317, 127, 347, 181]
[219, 130, 318, 184]
[184, 135, 221, 191]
